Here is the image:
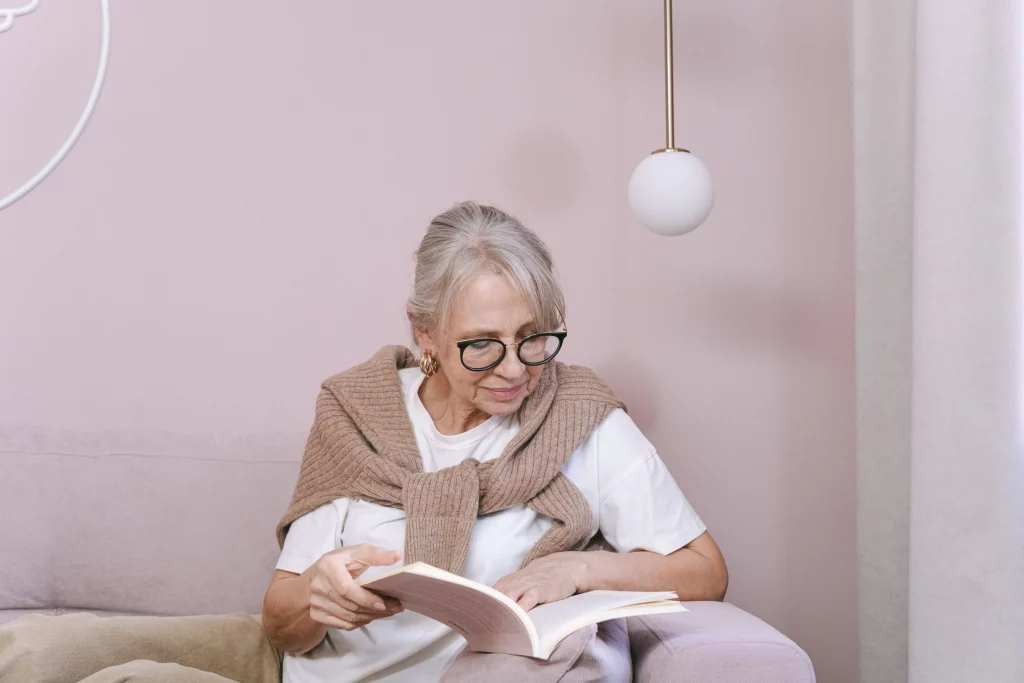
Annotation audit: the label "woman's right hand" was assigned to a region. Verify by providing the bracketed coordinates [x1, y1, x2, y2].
[307, 544, 404, 631]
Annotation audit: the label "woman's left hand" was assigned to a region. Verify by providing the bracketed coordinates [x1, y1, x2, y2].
[493, 552, 588, 611]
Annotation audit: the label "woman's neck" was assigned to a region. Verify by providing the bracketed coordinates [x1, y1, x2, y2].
[418, 373, 491, 435]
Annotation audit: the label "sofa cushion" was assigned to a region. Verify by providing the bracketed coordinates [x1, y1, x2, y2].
[0, 427, 302, 616]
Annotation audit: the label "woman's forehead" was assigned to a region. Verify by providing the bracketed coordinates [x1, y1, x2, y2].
[449, 273, 534, 332]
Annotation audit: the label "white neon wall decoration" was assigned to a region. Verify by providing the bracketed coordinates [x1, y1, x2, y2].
[0, 0, 39, 33]
[0, 0, 111, 211]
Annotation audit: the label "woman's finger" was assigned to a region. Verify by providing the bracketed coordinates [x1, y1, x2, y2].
[323, 564, 390, 612]
[380, 597, 403, 612]
[493, 572, 529, 596]
[517, 588, 542, 612]
[341, 582, 391, 612]
[497, 582, 529, 604]
[332, 593, 403, 616]
[312, 575, 403, 616]
[312, 594, 402, 629]
[310, 595, 369, 628]
[342, 544, 402, 578]
[310, 610, 363, 632]
[311, 593, 357, 620]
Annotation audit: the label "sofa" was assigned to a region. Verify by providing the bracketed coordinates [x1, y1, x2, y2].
[0, 426, 815, 682]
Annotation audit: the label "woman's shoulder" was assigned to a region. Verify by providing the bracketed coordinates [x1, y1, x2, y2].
[590, 407, 655, 456]
[568, 406, 657, 469]
[565, 407, 661, 496]
[319, 346, 418, 391]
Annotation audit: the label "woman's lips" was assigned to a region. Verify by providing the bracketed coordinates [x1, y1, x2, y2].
[486, 384, 524, 401]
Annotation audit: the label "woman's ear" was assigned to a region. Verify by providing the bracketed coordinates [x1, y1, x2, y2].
[408, 322, 436, 355]
[414, 329, 435, 353]
[407, 308, 442, 354]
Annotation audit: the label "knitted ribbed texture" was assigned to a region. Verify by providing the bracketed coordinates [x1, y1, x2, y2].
[276, 345, 624, 576]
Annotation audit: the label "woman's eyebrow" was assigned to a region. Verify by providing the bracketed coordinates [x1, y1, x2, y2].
[458, 329, 501, 339]
[457, 322, 537, 339]
[517, 321, 539, 334]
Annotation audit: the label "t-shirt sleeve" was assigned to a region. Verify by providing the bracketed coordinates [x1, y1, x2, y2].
[275, 499, 350, 575]
[595, 409, 707, 555]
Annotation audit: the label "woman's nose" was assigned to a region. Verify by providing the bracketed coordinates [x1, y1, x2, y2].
[493, 346, 525, 378]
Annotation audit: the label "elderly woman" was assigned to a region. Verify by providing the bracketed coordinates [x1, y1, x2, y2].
[261, 201, 727, 683]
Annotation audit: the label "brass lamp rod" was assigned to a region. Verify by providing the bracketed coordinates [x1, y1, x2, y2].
[664, 0, 676, 151]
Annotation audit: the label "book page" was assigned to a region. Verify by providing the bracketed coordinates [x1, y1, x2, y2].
[527, 590, 681, 658]
[535, 602, 687, 659]
[527, 590, 677, 635]
[362, 570, 537, 657]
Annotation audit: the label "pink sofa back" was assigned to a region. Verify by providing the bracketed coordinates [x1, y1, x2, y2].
[0, 427, 302, 623]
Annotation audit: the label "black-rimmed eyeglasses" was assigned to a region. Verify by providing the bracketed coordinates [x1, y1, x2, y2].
[455, 331, 567, 372]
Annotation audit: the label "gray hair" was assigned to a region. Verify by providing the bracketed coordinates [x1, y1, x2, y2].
[408, 201, 565, 344]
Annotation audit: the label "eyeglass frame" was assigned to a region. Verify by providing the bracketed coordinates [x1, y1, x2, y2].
[454, 330, 568, 372]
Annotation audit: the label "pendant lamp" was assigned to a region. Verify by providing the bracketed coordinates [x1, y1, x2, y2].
[628, 0, 714, 236]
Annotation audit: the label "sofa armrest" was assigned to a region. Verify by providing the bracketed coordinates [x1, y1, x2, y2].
[628, 602, 815, 683]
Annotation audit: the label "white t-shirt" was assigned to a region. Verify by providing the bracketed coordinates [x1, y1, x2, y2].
[277, 368, 706, 683]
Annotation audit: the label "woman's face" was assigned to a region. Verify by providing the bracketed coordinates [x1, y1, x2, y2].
[420, 271, 546, 418]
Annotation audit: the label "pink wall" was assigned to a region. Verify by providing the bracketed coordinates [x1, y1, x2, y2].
[0, 1, 856, 680]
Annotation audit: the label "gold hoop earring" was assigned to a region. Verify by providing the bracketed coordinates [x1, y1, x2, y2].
[420, 350, 440, 377]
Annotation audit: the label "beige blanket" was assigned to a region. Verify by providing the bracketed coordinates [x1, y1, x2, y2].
[0, 612, 280, 683]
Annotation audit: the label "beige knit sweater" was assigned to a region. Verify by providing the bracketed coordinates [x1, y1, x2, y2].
[277, 345, 624, 576]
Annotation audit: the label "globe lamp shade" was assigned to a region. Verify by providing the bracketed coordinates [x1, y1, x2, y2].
[628, 150, 714, 236]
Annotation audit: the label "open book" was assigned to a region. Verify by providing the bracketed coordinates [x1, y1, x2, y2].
[358, 561, 686, 660]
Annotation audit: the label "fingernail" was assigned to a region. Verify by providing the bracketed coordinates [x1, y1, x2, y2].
[374, 602, 386, 611]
